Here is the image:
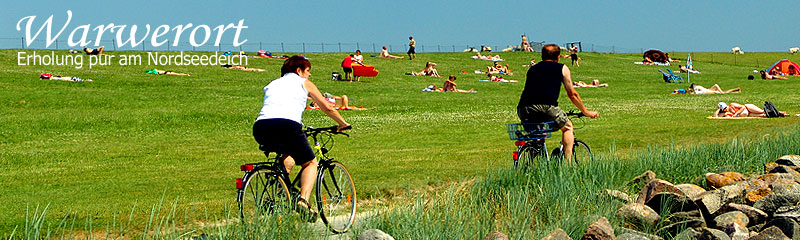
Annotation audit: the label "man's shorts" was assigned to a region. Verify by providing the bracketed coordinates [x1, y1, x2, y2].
[342, 67, 352, 73]
[517, 104, 569, 130]
[253, 118, 315, 165]
[407, 46, 416, 54]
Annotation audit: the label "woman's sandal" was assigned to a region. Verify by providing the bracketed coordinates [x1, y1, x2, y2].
[296, 197, 318, 222]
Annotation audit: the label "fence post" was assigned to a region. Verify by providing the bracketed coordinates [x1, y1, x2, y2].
[372, 43, 376, 53]
[321, 42, 324, 53]
[193, 45, 196, 51]
[420, 45, 424, 52]
[55, 40, 58, 50]
[356, 42, 360, 50]
[281, 43, 284, 52]
[259, 42, 262, 51]
[142, 43, 145, 51]
[21, 37, 25, 49]
[612, 46, 615, 53]
[302, 43, 305, 52]
[167, 40, 170, 51]
[591, 44, 594, 52]
[338, 43, 341, 52]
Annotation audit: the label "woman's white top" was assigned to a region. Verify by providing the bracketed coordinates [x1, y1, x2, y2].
[354, 54, 363, 63]
[256, 73, 308, 124]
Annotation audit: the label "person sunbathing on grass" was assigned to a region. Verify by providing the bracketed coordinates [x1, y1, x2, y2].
[714, 102, 786, 118]
[679, 65, 701, 74]
[222, 64, 265, 72]
[39, 73, 92, 82]
[688, 83, 740, 94]
[760, 70, 788, 80]
[486, 73, 518, 83]
[307, 93, 374, 110]
[473, 52, 503, 61]
[443, 75, 475, 93]
[487, 62, 513, 75]
[409, 62, 441, 77]
[379, 46, 404, 59]
[573, 79, 608, 88]
[146, 68, 190, 76]
[83, 46, 114, 56]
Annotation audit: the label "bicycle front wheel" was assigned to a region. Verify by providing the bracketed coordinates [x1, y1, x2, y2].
[315, 161, 356, 233]
[572, 140, 593, 165]
[238, 169, 292, 221]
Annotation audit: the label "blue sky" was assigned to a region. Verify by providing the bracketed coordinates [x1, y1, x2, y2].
[3, 0, 799, 52]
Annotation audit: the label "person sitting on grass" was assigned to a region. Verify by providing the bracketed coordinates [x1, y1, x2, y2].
[714, 102, 786, 117]
[308, 93, 374, 110]
[573, 79, 608, 88]
[146, 68, 190, 76]
[689, 83, 740, 94]
[222, 64, 265, 72]
[409, 62, 441, 77]
[379, 46, 404, 59]
[761, 70, 788, 79]
[443, 75, 475, 93]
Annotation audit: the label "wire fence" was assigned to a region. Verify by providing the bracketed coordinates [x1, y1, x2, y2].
[1, 37, 655, 54]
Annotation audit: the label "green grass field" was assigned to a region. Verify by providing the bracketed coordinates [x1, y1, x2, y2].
[1, 49, 799, 234]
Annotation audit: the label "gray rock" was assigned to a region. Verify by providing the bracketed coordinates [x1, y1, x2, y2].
[698, 227, 730, 240]
[776, 155, 800, 167]
[636, 179, 685, 205]
[617, 203, 661, 229]
[774, 205, 800, 220]
[665, 210, 704, 224]
[762, 217, 800, 239]
[657, 219, 705, 237]
[769, 165, 797, 174]
[753, 184, 800, 214]
[616, 228, 662, 240]
[721, 223, 748, 240]
[676, 184, 706, 201]
[714, 211, 749, 229]
[748, 225, 790, 240]
[695, 184, 746, 217]
[673, 228, 700, 240]
[605, 189, 632, 204]
[357, 229, 395, 240]
[581, 217, 615, 240]
[646, 192, 697, 215]
[541, 228, 572, 240]
[629, 170, 657, 190]
[617, 233, 648, 240]
[726, 203, 767, 226]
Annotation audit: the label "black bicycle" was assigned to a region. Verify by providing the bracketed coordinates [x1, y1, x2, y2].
[236, 125, 356, 233]
[507, 111, 593, 168]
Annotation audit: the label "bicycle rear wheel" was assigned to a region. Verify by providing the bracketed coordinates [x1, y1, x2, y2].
[516, 144, 546, 169]
[238, 169, 291, 221]
[315, 161, 356, 233]
[572, 140, 593, 165]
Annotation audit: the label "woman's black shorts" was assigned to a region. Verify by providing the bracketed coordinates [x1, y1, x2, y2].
[253, 118, 315, 165]
[407, 46, 416, 54]
[342, 67, 352, 73]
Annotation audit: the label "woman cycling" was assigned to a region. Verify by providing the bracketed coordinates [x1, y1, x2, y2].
[252, 56, 351, 217]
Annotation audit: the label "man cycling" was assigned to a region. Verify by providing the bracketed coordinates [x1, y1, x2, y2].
[517, 44, 598, 163]
[253, 56, 351, 217]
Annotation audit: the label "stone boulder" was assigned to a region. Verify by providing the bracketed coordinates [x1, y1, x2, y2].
[541, 228, 572, 240]
[776, 155, 800, 167]
[636, 179, 685, 205]
[581, 217, 615, 240]
[675, 184, 706, 201]
[705, 172, 745, 189]
[713, 211, 748, 229]
[725, 203, 767, 227]
[698, 227, 730, 240]
[753, 184, 800, 214]
[617, 203, 660, 229]
[762, 217, 800, 239]
[604, 189, 632, 204]
[629, 170, 657, 190]
[673, 228, 700, 239]
[695, 183, 746, 216]
[358, 229, 395, 240]
[645, 192, 697, 215]
[748, 225, 790, 240]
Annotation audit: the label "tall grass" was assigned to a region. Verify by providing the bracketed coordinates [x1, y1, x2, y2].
[360, 128, 800, 239]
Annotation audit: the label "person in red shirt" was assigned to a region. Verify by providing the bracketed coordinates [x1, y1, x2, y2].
[341, 55, 354, 81]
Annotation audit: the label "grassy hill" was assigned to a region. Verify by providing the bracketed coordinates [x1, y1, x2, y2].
[1, 49, 799, 234]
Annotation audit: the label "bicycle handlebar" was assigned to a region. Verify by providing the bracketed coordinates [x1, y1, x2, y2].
[566, 110, 584, 118]
[305, 125, 351, 137]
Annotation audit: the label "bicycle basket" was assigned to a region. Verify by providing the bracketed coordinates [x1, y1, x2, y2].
[507, 122, 553, 140]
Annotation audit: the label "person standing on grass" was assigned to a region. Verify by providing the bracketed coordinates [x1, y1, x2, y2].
[341, 55, 355, 81]
[253, 56, 351, 217]
[517, 44, 598, 164]
[569, 43, 580, 67]
[407, 36, 416, 60]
